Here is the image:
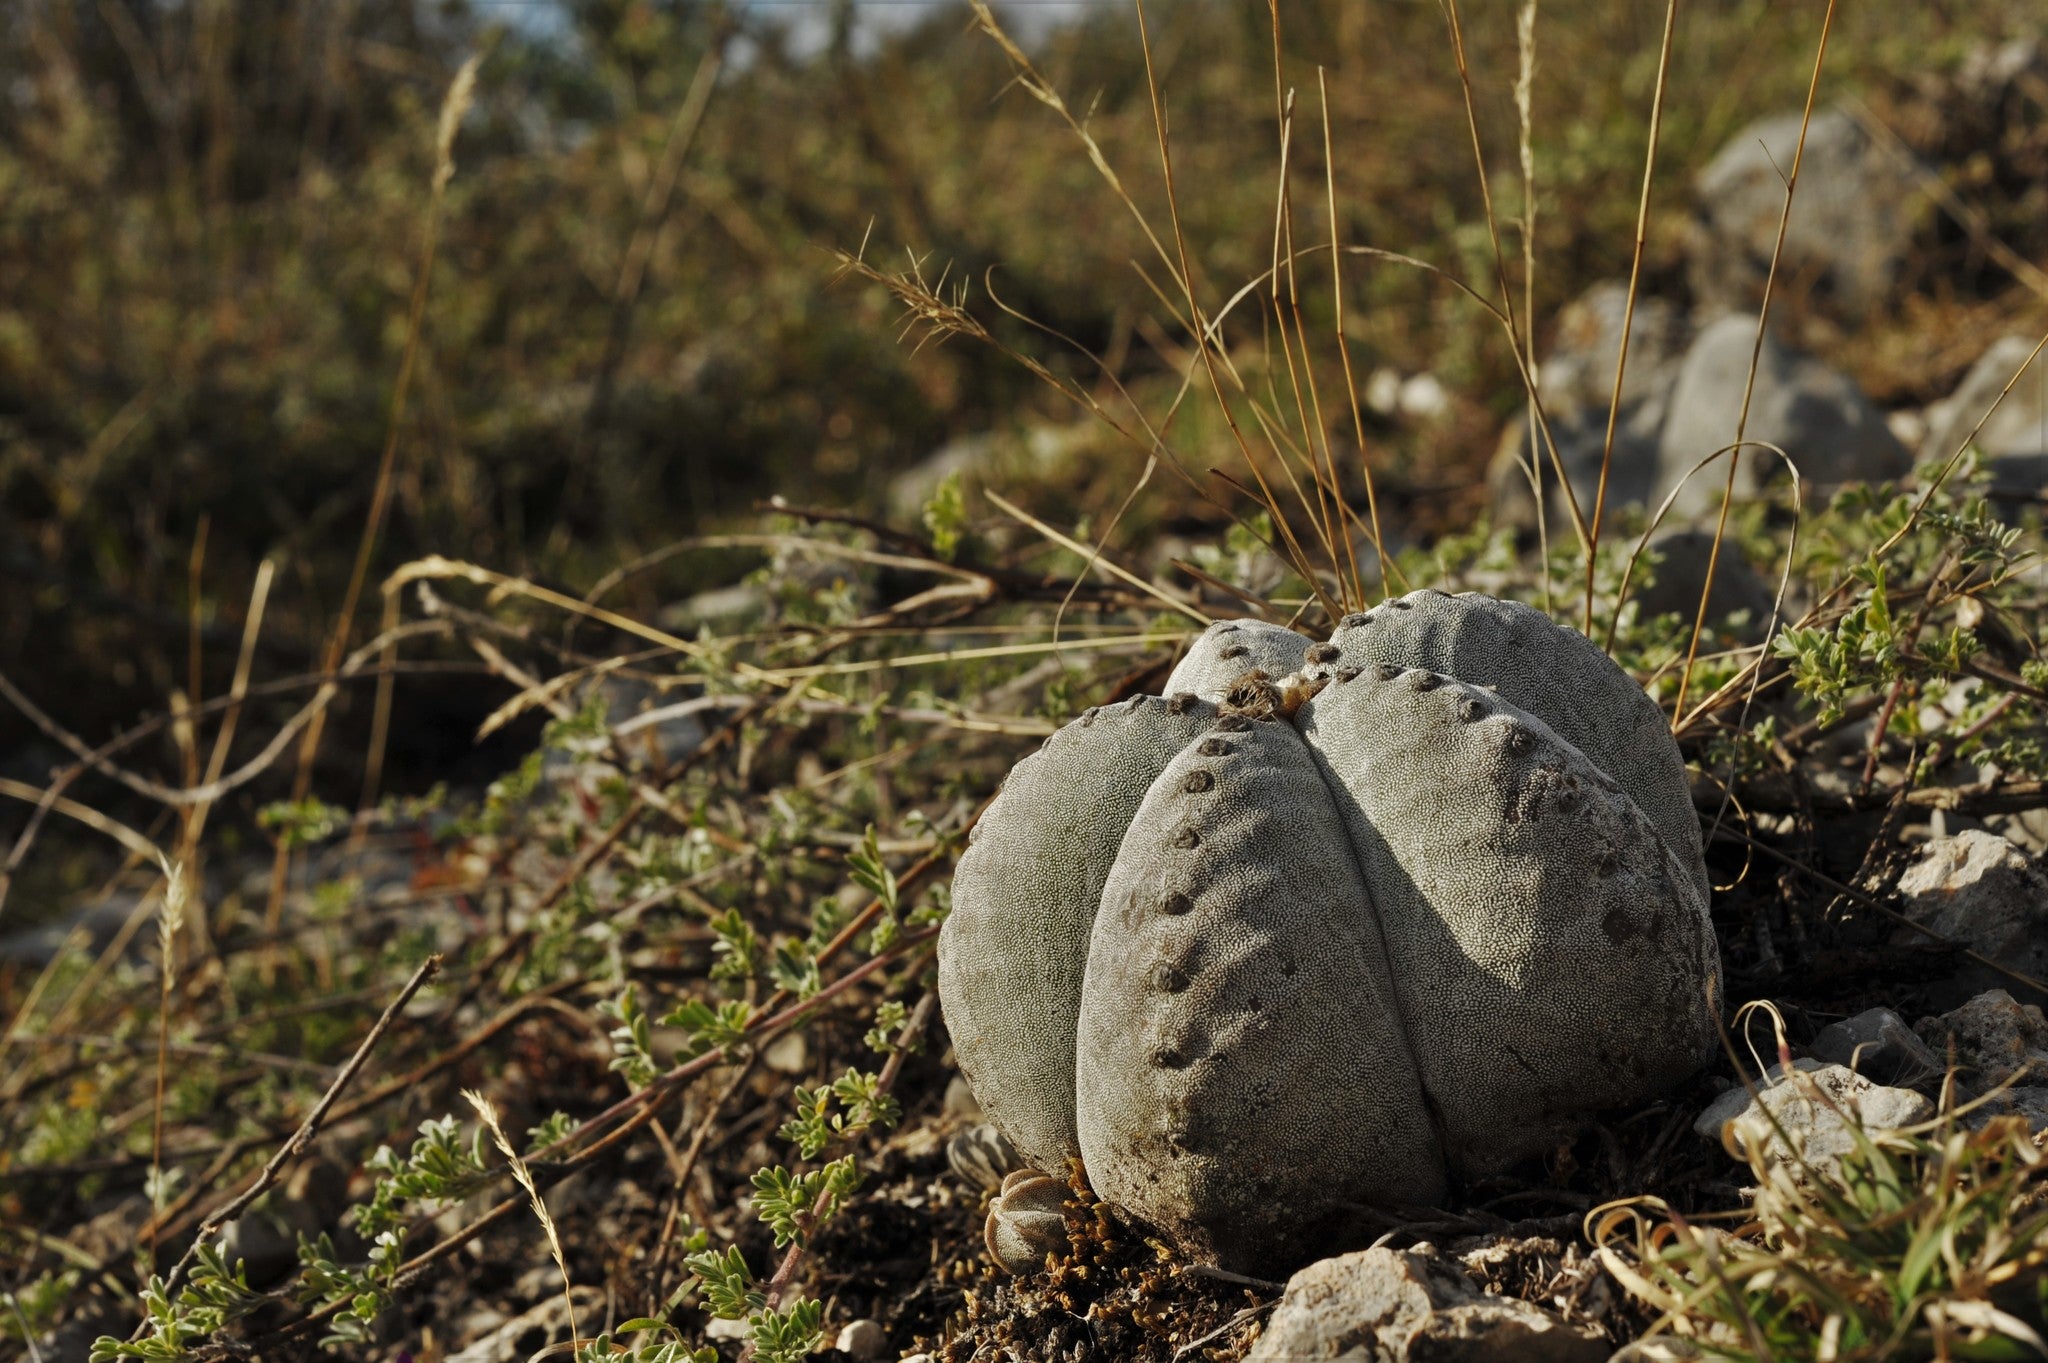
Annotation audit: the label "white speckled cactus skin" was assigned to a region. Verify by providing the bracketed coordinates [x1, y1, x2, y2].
[938, 589, 1720, 1274]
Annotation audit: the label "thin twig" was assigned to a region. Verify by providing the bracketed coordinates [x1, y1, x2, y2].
[1673, 0, 1839, 724]
[147, 954, 443, 1309]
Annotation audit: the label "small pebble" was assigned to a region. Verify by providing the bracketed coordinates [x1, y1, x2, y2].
[941, 1075, 982, 1119]
[835, 1318, 888, 1359]
[762, 1032, 808, 1075]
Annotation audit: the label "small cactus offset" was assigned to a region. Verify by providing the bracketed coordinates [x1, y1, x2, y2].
[939, 589, 1721, 1274]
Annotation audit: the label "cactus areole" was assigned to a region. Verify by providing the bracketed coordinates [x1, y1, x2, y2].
[938, 589, 1719, 1274]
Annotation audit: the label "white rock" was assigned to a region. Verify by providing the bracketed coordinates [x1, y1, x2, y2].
[1886, 407, 1929, 451]
[1919, 336, 2048, 496]
[834, 1318, 888, 1359]
[762, 1031, 809, 1075]
[1244, 1246, 1606, 1363]
[704, 1316, 751, 1341]
[1398, 372, 1450, 421]
[1696, 1062, 1932, 1183]
[1900, 831, 2048, 1007]
[1366, 366, 1405, 416]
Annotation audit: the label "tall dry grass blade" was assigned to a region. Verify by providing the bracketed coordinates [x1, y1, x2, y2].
[1440, 0, 1587, 554]
[1261, 17, 1349, 600]
[1515, 1, 1545, 614]
[147, 857, 190, 1260]
[1319, 71, 1398, 598]
[965, 0, 1188, 299]
[984, 491, 1210, 625]
[1132, 0, 1339, 619]
[180, 558, 274, 863]
[1672, 0, 1838, 727]
[1589, 0, 1681, 636]
[270, 50, 483, 941]
[467, 1090, 581, 1350]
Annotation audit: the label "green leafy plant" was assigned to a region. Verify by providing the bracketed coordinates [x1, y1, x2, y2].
[1597, 1097, 2048, 1360]
[89, 1246, 265, 1363]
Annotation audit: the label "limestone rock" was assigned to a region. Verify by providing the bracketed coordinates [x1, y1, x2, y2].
[1899, 831, 2048, 1007]
[833, 1318, 888, 1360]
[1916, 990, 2048, 1090]
[1921, 335, 2048, 498]
[1654, 314, 1909, 523]
[1489, 281, 1690, 533]
[1695, 1062, 1933, 1182]
[1244, 1246, 1607, 1363]
[1810, 1007, 1943, 1088]
[1687, 106, 1925, 320]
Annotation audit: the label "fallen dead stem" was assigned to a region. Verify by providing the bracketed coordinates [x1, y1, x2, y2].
[148, 953, 444, 1310]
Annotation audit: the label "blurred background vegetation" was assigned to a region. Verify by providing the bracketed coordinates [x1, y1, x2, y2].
[1, 0, 2037, 795]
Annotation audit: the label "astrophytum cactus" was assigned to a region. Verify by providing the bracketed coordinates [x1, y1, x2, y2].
[938, 589, 1719, 1273]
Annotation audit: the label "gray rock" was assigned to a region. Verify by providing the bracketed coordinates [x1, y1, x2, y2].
[1244, 1245, 1606, 1363]
[834, 1318, 889, 1360]
[1541, 284, 1693, 419]
[1654, 313, 1909, 522]
[1610, 1341, 1704, 1362]
[0, 895, 147, 967]
[1695, 1061, 1933, 1182]
[1899, 831, 2048, 1008]
[1688, 106, 1924, 320]
[214, 1209, 300, 1289]
[1916, 990, 2048, 1090]
[1490, 282, 1690, 533]
[1920, 336, 2048, 497]
[1995, 1085, 2048, 1132]
[1810, 1008, 1943, 1088]
[1630, 529, 1778, 639]
[1693, 1057, 1825, 1138]
[941, 1074, 983, 1120]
